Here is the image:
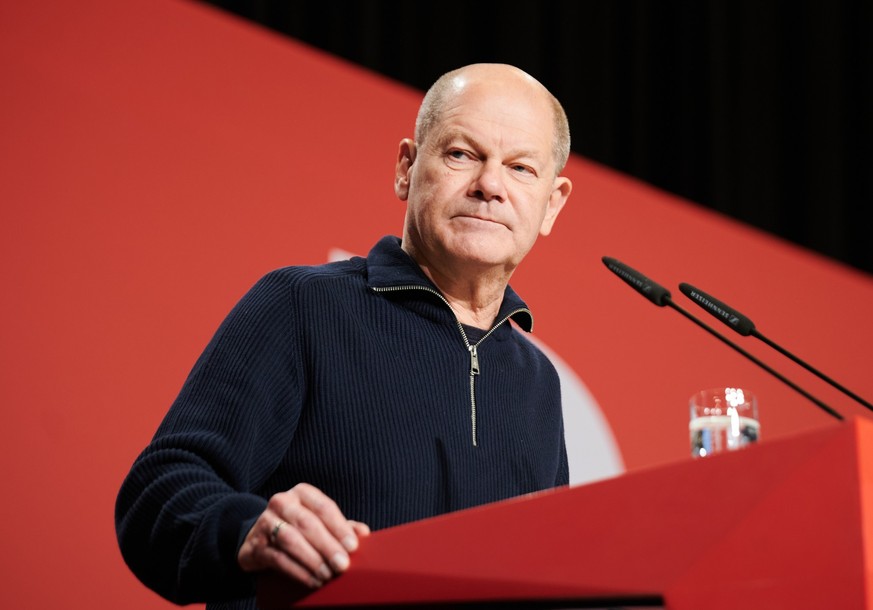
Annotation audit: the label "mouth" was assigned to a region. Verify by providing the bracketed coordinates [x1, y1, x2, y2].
[454, 214, 507, 229]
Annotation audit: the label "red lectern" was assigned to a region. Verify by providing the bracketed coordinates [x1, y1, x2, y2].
[259, 417, 873, 609]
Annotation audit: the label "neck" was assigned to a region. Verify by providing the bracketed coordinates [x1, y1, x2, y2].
[400, 236, 517, 328]
[413, 260, 510, 330]
[433, 275, 507, 329]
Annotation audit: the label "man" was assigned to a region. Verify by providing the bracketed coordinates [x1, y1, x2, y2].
[116, 63, 573, 609]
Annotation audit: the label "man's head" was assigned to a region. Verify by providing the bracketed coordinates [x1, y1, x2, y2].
[414, 65, 571, 175]
[395, 63, 573, 282]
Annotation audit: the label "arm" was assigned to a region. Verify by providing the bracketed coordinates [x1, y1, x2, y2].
[115, 271, 365, 603]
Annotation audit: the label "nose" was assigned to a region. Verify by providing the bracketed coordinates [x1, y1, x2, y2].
[468, 160, 507, 203]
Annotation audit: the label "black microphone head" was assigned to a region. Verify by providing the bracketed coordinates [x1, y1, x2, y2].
[602, 256, 672, 307]
[679, 282, 756, 336]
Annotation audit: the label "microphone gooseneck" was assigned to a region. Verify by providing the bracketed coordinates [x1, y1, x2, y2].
[602, 257, 843, 421]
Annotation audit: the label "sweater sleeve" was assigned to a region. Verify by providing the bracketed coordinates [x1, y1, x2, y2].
[115, 270, 304, 604]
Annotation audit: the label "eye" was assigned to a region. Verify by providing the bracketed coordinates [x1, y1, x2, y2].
[510, 164, 536, 177]
[448, 149, 472, 161]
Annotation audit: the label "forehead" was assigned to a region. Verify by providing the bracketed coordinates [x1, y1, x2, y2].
[430, 81, 555, 159]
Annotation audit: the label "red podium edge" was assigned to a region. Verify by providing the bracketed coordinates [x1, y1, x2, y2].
[258, 417, 872, 610]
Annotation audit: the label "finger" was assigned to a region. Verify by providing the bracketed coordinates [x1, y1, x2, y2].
[237, 509, 330, 586]
[270, 513, 335, 581]
[238, 511, 280, 573]
[350, 520, 371, 538]
[238, 509, 330, 586]
[293, 484, 361, 554]
[279, 501, 351, 574]
[260, 540, 325, 589]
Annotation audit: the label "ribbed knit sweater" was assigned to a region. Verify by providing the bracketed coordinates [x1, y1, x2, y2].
[115, 235, 568, 609]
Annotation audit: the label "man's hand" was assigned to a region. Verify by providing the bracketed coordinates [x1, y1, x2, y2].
[237, 483, 370, 588]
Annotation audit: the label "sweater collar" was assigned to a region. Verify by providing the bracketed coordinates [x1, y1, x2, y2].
[365, 235, 534, 333]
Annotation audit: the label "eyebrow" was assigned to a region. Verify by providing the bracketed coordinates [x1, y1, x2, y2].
[436, 129, 545, 164]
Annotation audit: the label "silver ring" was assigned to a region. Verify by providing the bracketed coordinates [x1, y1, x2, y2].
[270, 520, 286, 545]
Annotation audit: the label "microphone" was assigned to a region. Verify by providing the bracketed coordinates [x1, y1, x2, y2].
[679, 282, 873, 414]
[602, 257, 843, 421]
[601, 257, 672, 306]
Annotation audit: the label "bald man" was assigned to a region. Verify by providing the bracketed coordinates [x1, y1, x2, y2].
[116, 64, 573, 609]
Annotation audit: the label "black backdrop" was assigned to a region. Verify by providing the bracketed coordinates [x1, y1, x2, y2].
[201, 0, 872, 275]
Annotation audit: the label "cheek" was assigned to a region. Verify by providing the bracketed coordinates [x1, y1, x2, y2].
[406, 180, 442, 229]
[413, 170, 458, 208]
[408, 182, 435, 216]
[511, 190, 549, 224]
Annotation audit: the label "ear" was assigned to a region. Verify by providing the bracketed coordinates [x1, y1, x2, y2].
[538, 176, 572, 236]
[394, 138, 417, 201]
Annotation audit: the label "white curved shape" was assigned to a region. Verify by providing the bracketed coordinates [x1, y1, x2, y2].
[328, 248, 358, 263]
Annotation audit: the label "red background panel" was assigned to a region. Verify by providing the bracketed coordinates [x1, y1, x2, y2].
[2, 1, 872, 608]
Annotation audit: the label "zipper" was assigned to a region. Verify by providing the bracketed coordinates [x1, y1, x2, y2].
[468, 343, 479, 445]
[371, 284, 530, 447]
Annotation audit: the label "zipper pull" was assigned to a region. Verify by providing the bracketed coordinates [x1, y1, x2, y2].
[469, 344, 480, 375]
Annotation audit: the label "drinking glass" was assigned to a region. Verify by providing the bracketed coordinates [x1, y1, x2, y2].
[690, 387, 759, 458]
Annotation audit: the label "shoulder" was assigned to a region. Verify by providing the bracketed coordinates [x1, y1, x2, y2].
[251, 256, 368, 298]
[265, 256, 366, 284]
[220, 257, 368, 332]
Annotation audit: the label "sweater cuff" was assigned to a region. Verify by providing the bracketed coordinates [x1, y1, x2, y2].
[180, 493, 268, 603]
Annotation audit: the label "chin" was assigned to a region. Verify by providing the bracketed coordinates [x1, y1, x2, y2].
[451, 247, 517, 270]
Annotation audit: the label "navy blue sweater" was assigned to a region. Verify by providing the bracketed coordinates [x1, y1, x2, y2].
[115, 236, 568, 608]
